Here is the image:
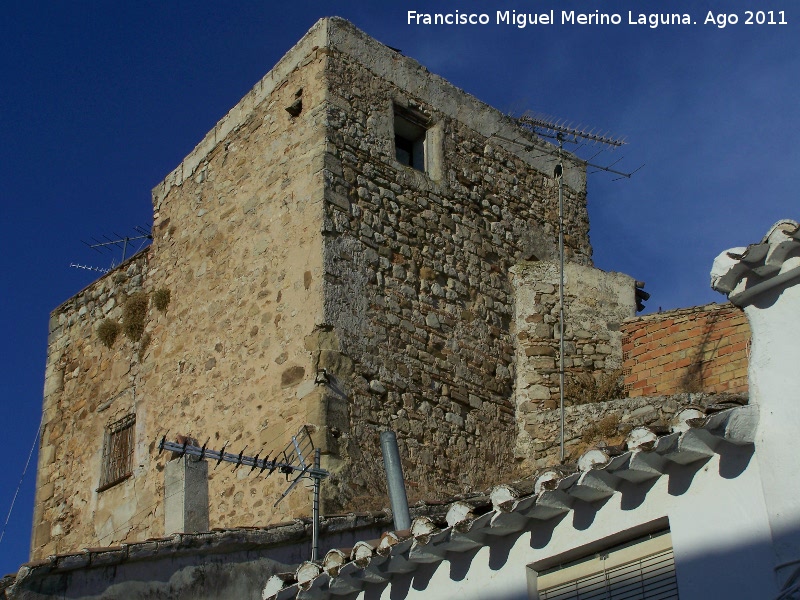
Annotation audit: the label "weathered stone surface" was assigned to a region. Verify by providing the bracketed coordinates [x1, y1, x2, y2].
[513, 392, 738, 468]
[32, 38, 329, 557]
[281, 366, 306, 388]
[511, 261, 636, 468]
[29, 17, 604, 560]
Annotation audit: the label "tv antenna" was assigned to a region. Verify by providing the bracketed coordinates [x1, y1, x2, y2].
[514, 114, 641, 464]
[69, 263, 110, 275]
[516, 113, 643, 180]
[158, 425, 328, 561]
[81, 225, 153, 267]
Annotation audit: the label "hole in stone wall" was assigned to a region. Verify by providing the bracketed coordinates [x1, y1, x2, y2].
[286, 88, 303, 117]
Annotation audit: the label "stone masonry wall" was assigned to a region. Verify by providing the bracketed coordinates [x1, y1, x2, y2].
[32, 254, 151, 558]
[32, 17, 604, 558]
[522, 392, 742, 468]
[32, 31, 333, 559]
[318, 35, 592, 505]
[621, 303, 750, 397]
[512, 261, 635, 407]
[511, 261, 635, 468]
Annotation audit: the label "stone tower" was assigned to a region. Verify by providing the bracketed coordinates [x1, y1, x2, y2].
[32, 18, 627, 560]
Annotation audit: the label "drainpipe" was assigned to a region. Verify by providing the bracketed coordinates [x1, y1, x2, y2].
[380, 430, 411, 531]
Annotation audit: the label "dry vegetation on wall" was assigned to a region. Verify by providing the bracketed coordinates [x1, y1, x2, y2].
[97, 319, 120, 348]
[139, 332, 152, 358]
[565, 369, 625, 406]
[122, 292, 149, 342]
[152, 288, 171, 312]
[94, 288, 172, 350]
[573, 413, 632, 460]
[582, 414, 624, 443]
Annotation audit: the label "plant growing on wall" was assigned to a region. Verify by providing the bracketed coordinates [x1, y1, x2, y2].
[565, 369, 624, 405]
[122, 292, 148, 342]
[138, 332, 152, 358]
[97, 319, 120, 348]
[577, 415, 633, 458]
[152, 288, 171, 312]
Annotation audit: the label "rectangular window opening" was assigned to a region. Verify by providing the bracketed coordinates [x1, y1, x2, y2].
[98, 413, 135, 492]
[394, 106, 429, 173]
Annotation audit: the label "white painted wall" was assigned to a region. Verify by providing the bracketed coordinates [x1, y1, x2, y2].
[359, 449, 775, 600]
[712, 225, 800, 591]
[743, 273, 800, 590]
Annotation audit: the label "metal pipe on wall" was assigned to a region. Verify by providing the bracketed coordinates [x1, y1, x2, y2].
[380, 430, 411, 531]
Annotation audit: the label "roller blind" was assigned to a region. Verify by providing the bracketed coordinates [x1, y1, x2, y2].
[537, 531, 679, 600]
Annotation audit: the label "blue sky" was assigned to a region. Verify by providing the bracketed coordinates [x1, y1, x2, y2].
[1, 0, 797, 575]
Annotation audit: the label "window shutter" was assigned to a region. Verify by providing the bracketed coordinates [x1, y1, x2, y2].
[98, 413, 136, 491]
[537, 531, 679, 600]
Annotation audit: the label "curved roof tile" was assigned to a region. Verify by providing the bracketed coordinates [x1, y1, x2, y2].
[264, 403, 758, 599]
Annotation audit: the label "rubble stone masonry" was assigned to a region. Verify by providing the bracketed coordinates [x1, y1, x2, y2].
[512, 261, 635, 468]
[34, 255, 151, 558]
[319, 31, 591, 506]
[33, 24, 330, 559]
[31, 18, 603, 559]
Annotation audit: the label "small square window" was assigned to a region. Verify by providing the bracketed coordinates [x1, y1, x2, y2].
[394, 106, 429, 172]
[98, 413, 135, 492]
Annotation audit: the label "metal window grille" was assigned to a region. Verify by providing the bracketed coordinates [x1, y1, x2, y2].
[98, 413, 135, 491]
[539, 548, 679, 600]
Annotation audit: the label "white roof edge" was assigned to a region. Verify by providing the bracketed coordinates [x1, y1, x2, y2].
[265, 404, 758, 599]
[711, 219, 800, 306]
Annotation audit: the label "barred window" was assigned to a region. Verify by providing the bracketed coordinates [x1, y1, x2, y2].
[98, 413, 135, 492]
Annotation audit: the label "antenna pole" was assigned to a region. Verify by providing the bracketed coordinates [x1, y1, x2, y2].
[557, 134, 566, 464]
[311, 448, 321, 562]
[515, 112, 637, 463]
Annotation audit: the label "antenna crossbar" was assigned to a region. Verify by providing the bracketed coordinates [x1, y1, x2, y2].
[158, 426, 327, 562]
[69, 263, 110, 274]
[157, 437, 328, 480]
[158, 426, 330, 561]
[82, 228, 153, 263]
[519, 115, 626, 147]
[495, 132, 641, 180]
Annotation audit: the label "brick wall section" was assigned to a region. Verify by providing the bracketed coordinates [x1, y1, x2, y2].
[621, 303, 750, 397]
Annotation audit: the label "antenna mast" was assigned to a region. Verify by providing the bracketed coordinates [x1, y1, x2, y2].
[518, 115, 630, 464]
[82, 226, 153, 267]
